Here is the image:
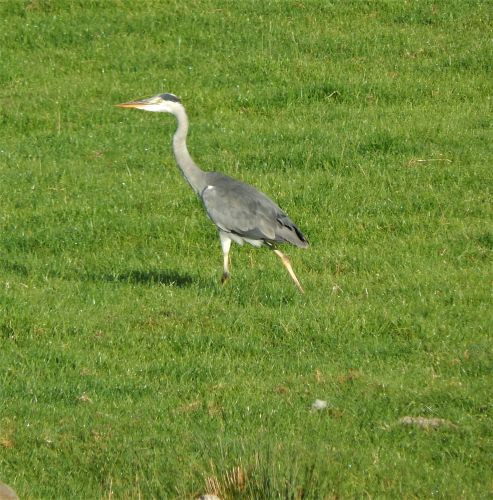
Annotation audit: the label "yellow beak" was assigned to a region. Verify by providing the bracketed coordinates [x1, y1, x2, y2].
[115, 99, 149, 109]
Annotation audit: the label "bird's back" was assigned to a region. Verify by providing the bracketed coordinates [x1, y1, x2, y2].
[201, 172, 308, 248]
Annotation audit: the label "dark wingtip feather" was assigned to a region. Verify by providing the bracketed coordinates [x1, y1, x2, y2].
[294, 224, 309, 247]
[276, 214, 309, 248]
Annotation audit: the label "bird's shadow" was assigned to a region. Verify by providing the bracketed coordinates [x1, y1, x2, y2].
[95, 269, 197, 288]
[1, 256, 204, 289]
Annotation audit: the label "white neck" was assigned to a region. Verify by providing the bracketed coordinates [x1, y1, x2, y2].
[171, 105, 207, 195]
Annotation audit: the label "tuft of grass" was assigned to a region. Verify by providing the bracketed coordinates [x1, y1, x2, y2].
[1, 0, 492, 498]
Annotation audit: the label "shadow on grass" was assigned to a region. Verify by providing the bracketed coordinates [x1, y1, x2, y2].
[0, 260, 29, 277]
[95, 269, 197, 288]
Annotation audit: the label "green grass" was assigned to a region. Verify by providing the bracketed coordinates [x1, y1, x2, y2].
[1, 0, 492, 497]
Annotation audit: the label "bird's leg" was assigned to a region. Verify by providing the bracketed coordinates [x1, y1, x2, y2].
[221, 253, 230, 284]
[219, 233, 232, 284]
[272, 249, 304, 293]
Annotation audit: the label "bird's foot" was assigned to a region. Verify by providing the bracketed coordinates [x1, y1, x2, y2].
[221, 272, 230, 285]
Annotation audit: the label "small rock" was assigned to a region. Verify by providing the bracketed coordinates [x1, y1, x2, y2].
[77, 393, 92, 403]
[0, 483, 19, 500]
[399, 416, 455, 429]
[311, 399, 328, 411]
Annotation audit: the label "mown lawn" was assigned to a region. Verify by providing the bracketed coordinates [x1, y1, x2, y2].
[1, 0, 492, 498]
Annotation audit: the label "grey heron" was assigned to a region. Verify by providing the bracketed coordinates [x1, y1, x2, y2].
[116, 93, 308, 292]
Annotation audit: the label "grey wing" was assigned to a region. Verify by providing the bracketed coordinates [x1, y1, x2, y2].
[201, 173, 308, 247]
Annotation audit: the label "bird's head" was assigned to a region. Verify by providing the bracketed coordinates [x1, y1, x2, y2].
[116, 93, 182, 113]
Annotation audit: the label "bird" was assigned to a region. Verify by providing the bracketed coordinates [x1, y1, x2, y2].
[116, 93, 308, 292]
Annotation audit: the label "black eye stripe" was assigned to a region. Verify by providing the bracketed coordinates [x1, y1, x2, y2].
[160, 93, 181, 103]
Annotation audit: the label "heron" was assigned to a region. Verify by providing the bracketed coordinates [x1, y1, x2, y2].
[116, 93, 308, 292]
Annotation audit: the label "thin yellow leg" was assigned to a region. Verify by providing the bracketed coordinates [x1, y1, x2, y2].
[221, 251, 230, 284]
[272, 249, 304, 293]
[220, 232, 232, 285]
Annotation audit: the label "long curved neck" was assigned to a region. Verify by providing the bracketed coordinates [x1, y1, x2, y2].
[172, 105, 207, 195]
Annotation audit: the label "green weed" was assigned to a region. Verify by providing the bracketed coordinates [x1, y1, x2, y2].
[0, 1, 492, 498]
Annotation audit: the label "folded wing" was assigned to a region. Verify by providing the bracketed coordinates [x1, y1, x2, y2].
[201, 172, 308, 248]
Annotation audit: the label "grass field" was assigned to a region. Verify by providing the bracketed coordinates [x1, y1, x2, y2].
[1, 0, 492, 498]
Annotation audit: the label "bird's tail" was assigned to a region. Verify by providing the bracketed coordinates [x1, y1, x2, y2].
[276, 215, 309, 248]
